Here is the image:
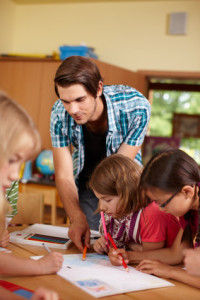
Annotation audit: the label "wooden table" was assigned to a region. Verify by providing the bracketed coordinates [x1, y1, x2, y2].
[2, 227, 200, 300]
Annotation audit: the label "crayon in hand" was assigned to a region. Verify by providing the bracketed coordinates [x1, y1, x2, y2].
[82, 245, 87, 261]
[107, 233, 129, 272]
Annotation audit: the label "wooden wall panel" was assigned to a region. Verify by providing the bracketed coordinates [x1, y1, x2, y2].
[38, 61, 60, 148]
[94, 59, 140, 89]
[11, 61, 43, 125]
[0, 61, 14, 93]
[0, 60, 43, 126]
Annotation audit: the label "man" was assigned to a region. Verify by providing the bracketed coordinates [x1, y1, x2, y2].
[50, 56, 151, 251]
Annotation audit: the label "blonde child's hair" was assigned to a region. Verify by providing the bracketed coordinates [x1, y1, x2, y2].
[0, 91, 41, 219]
[89, 154, 143, 218]
[0, 91, 41, 166]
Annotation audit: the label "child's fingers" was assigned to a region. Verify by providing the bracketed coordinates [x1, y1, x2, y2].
[98, 238, 108, 253]
[108, 249, 123, 266]
[93, 241, 102, 254]
[94, 238, 108, 254]
[109, 254, 122, 266]
[136, 259, 156, 271]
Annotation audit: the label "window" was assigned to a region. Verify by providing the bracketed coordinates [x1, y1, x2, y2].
[147, 78, 200, 164]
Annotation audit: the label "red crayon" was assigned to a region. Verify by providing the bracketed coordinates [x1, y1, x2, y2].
[107, 233, 129, 272]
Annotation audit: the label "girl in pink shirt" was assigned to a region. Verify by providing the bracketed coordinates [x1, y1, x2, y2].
[136, 149, 200, 289]
[89, 154, 180, 256]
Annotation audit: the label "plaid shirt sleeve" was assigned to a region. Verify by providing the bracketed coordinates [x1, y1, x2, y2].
[50, 100, 70, 148]
[122, 97, 151, 147]
[106, 85, 151, 147]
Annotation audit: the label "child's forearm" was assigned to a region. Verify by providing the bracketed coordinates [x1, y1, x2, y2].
[128, 246, 184, 265]
[0, 253, 40, 276]
[129, 229, 188, 265]
[169, 268, 200, 289]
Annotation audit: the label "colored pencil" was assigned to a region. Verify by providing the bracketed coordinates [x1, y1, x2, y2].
[42, 243, 51, 253]
[100, 211, 109, 248]
[107, 233, 129, 272]
[82, 245, 87, 261]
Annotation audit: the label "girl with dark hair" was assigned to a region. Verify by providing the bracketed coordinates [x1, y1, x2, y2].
[135, 149, 200, 288]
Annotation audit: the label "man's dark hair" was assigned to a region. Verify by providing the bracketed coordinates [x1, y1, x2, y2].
[54, 56, 103, 98]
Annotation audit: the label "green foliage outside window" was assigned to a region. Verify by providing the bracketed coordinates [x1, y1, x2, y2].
[150, 91, 200, 164]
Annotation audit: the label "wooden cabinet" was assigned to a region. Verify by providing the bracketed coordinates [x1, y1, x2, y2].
[0, 57, 146, 148]
[19, 182, 63, 225]
[0, 59, 60, 148]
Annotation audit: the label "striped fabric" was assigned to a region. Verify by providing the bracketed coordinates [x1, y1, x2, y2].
[99, 210, 142, 249]
[50, 85, 151, 183]
[6, 181, 18, 218]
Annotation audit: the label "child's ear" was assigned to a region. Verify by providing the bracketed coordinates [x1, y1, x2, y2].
[181, 185, 195, 199]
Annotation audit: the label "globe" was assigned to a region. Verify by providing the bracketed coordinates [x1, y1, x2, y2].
[35, 150, 55, 176]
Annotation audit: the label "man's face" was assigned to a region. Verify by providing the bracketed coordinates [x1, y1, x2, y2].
[57, 84, 100, 125]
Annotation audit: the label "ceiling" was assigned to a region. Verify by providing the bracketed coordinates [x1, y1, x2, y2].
[11, 0, 197, 4]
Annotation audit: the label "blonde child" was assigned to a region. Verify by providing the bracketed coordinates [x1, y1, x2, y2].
[135, 149, 200, 289]
[89, 154, 180, 257]
[0, 91, 63, 299]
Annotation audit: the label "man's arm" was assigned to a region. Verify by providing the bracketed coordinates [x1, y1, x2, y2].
[52, 146, 90, 250]
[117, 143, 141, 160]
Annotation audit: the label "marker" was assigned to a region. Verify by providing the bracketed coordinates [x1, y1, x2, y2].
[107, 233, 129, 272]
[82, 245, 87, 261]
[42, 243, 51, 253]
[100, 211, 109, 249]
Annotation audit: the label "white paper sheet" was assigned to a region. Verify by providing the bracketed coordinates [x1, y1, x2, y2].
[33, 253, 174, 298]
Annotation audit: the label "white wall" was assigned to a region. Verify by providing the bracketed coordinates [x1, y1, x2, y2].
[2, 0, 200, 72]
[0, 0, 16, 53]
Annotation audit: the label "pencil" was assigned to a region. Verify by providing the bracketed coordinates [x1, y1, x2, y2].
[107, 233, 129, 272]
[82, 245, 87, 261]
[42, 243, 51, 253]
[100, 211, 109, 249]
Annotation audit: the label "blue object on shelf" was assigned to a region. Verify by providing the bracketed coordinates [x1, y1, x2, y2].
[59, 45, 98, 60]
[21, 160, 32, 183]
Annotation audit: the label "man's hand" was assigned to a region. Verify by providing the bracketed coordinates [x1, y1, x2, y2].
[68, 215, 90, 251]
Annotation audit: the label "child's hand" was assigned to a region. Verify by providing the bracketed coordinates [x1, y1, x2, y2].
[37, 252, 64, 275]
[136, 259, 173, 278]
[31, 287, 59, 300]
[0, 229, 10, 247]
[108, 247, 129, 266]
[93, 236, 108, 254]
